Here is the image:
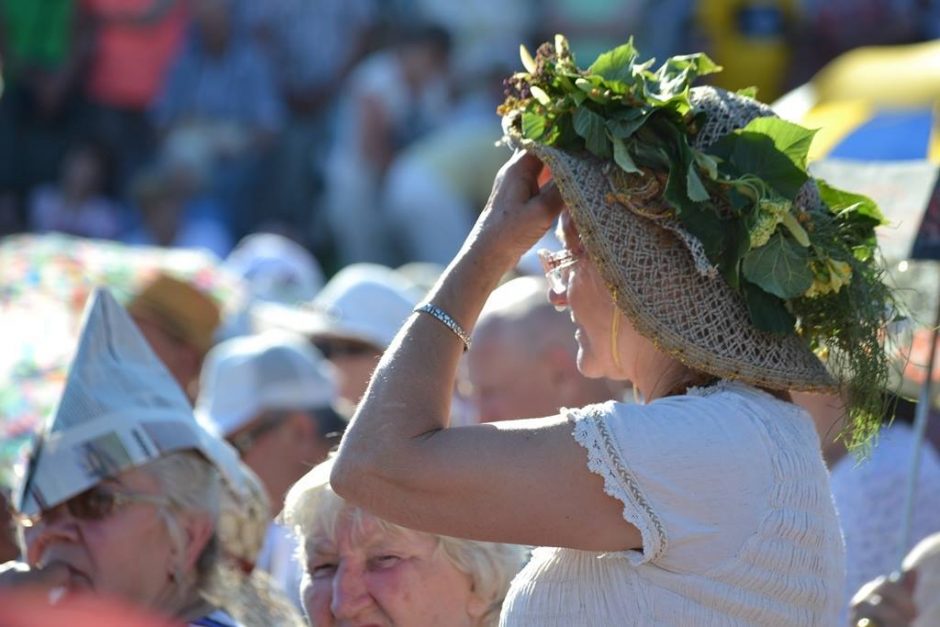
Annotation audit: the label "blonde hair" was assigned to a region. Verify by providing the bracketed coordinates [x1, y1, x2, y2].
[144, 451, 221, 598]
[283, 456, 526, 626]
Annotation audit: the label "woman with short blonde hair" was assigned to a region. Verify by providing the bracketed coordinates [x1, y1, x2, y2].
[284, 456, 525, 626]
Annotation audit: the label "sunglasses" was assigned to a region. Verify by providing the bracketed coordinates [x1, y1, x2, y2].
[537, 247, 583, 294]
[230, 411, 290, 454]
[312, 338, 378, 360]
[15, 485, 169, 529]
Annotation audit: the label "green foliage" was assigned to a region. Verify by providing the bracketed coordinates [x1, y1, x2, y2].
[742, 233, 814, 300]
[499, 35, 895, 453]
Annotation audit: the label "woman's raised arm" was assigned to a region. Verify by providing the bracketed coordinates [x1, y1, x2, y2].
[330, 152, 642, 552]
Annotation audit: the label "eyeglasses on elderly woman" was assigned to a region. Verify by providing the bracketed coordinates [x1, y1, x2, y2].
[14, 484, 170, 529]
[537, 247, 583, 294]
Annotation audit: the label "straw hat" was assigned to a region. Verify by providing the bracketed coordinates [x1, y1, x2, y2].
[127, 273, 221, 355]
[505, 86, 836, 392]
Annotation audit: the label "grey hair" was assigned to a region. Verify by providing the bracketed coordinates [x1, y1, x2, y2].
[144, 451, 221, 597]
[283, 456, 527, 627]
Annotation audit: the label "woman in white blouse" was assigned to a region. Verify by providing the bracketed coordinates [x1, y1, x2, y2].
[330, 42, 894, 625]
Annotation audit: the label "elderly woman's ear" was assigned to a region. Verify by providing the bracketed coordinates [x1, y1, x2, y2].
[466, 588, 490, 623]
[176, 511, 215, 575]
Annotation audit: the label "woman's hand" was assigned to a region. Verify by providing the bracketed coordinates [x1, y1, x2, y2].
[464, 150, 565, 270]
[850, 571, 918, 627]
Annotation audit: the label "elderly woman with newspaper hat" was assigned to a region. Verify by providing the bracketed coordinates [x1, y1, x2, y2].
[0, 289, 302, 626]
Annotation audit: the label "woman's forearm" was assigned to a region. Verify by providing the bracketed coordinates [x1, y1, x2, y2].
[333, 242, 507, 475]
[331, 152, 563, 507]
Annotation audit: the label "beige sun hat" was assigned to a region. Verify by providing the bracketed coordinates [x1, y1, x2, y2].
[506, 86, 836, 392]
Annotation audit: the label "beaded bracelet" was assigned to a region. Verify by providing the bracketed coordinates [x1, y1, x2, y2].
[414, 303, 472, 351]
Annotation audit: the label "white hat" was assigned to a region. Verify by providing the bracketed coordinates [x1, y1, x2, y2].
[195, 331, 337, 437]
[224, 233, 325, 305]
[252, 264, 422, 350]
[17, 288, 239, 516]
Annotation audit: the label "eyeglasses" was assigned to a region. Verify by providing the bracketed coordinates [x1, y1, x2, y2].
[312, 338, 378, 360]
[537, 248, 582, 294]
[15, 486, 169, 529]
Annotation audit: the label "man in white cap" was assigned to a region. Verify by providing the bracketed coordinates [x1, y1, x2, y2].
[2, 288, 302, 625]
[253, 263, 422, 412]
[195, 331, 344, 609]
[195, 331, 343, 514]
[466, 276, 622, 422]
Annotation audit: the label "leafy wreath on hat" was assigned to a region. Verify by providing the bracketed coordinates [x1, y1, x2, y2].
[498, 36, 897, 452]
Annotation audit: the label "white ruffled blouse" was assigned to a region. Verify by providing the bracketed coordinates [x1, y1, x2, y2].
[499, 382, 844, 626]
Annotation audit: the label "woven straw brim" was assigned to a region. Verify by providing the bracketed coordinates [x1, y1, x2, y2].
[511, 138, 836, 392]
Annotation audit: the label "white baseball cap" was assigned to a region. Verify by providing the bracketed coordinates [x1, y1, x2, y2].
[224, 233, 325, 305]
[196, 331, 337, 437]
[252, 264, 422, 350]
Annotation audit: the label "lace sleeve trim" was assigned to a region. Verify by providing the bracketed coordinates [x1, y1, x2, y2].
[569, 406, 668, 564]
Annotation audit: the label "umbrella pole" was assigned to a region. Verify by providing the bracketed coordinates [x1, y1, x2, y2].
[896, 285, 940, 570]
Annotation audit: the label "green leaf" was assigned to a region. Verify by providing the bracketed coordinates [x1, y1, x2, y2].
[714, 127, 809, 198]
[611, 135, 640, 173]
[522, 111, 546, 140]
[780, 211, 810, 247]
[606, 108, 652, 139]
[742, 281, 795, 334]
[717, 217, 751, 289]
[740, 117, 817, 171]
[736, 86, 759, 99]
[573, 107, 610, 157]
[742, 232, 814, 299]
[569, 90, 587, 106]
[693, 150, 719, 180]
[816, 180, 885, 226]
[587, 39, 639, 84]
[575, 77, 594, 92]
[687, 165, 710, 202]
[650, 53, 722, 100]
[665, 163, 726, 267]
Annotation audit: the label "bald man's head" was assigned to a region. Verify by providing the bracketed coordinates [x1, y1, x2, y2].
[467, 276, 616, 422]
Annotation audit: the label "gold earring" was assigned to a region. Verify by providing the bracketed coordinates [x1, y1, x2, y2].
[610, 310, 622, 371]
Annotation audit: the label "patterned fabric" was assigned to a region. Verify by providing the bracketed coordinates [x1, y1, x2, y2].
[500, 382, 844, 625]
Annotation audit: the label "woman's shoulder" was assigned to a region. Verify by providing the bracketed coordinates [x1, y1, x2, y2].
[569, 380, 815, 459]
[575, 380, 805, 422]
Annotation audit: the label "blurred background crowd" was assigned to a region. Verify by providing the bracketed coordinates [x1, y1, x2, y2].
[2, 0, 939, 269]
[2, 0, 940, 625]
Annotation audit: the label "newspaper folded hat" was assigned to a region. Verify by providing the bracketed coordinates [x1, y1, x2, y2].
[18, 288, 232, 516]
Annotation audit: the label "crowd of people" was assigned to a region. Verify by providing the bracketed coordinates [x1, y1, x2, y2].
[3, 0, 939, 267]
[3, 2, 940, 626]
